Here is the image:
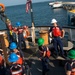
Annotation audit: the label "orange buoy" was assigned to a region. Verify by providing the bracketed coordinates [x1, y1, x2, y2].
[0, 3, 5, 12]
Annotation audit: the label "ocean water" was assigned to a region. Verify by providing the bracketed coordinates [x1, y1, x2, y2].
[0, 1, 74, 30]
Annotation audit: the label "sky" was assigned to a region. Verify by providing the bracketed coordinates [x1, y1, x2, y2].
[0, 0, 50, 6]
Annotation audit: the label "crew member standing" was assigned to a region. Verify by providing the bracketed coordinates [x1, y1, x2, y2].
[65, 49, 75, 75]
[16, 22, 26, 50]
[49, 19, 65, 58]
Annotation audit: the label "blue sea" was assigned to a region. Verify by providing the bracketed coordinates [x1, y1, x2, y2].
[0, 0, 75, 30]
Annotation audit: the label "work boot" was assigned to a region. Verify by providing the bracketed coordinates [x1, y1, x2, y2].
[55, 53, 59, 58]
[61, 54, 67, 59]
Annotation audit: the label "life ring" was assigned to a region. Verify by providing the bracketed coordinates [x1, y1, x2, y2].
[23, 30, 30, 38]
[0, 3, 5, 12]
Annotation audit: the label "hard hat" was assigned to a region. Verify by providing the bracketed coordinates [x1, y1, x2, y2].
[9, 42, 17, 50]
[16, 22, 21, 27]
[37, 38, 44, 46]
[51, 19, 57, 24]
[8, 53, 19, 62]
[67, 50, 75, 59]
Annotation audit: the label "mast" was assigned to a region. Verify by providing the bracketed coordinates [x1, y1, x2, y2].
[26, 0, 35, 45]
[30, 0, 35, 44]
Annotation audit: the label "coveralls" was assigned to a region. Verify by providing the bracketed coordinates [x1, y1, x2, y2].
[39, 46, 50, 75]
[49, 26, 64, 56]
[17, 28, 26, 50]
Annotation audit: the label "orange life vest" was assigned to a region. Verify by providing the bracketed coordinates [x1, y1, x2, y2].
[46, 47, 51, 58]
[0, 55, 4, 66]
[11, 65, 22, 75]
[71, 69, 75, 75]
[71, 62, 75, 75]
[15, 52, 23, 65]
[65, 62, 75, 75]
[52, 27, 61, 37]
[23, 29, 30, 38]
[40, 46, 51, 58]
[16, 57, 23, 65]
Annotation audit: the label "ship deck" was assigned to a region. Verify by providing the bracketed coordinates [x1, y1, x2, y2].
[22, 43, 69, 75]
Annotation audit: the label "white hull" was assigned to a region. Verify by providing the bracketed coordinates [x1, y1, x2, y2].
[52, 3, 63, 8]
[49, 2, 54, 6]
[49, 1, 63, 8]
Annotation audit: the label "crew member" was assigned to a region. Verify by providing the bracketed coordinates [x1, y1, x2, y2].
[65, 49, 75, 75]
[49, 19, 65, 58]
[8, 53, 26, 75]
[38, 38, 50, 75]
[16, 22, 26, 50]
[8, 42, 25, 65]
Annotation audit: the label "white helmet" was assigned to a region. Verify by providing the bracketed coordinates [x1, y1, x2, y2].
[51, 19, 57, 24]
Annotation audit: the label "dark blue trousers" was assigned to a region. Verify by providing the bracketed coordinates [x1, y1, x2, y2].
[42, 57, 49, 75]
[53, 37, 64, 55]
[18, 33, 26, 50]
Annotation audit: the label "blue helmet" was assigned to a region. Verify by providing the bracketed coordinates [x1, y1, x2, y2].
[16, 22, 21, 27]
[9, 42, 17, 50]
[8, 53, 19, 62]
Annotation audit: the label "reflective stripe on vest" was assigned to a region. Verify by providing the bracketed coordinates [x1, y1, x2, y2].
[11, 65, 22, 75]
[52, 27, 61, 37]
[12, 69, 22, 74]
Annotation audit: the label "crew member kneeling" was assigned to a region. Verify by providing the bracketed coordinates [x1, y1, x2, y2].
[8, 53, 26, 75]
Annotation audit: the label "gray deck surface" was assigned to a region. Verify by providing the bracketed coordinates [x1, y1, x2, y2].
[22, 45, 67, 75]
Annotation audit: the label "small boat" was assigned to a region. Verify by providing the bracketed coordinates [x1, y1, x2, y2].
[49, 1, 63, 8]
[49, 2, 54, 6]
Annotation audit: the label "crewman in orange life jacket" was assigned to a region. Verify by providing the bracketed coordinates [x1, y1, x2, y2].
[49, 19, 65, 58]
[8, 53, 26, 75]
[65, 49, 75, 75]
[8, 42, 25, 65]
[38, 38, 51, 75]
[16, 22, 26, 50]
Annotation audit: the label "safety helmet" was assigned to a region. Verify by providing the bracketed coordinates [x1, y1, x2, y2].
[37, 38, 44, 46]
[51, 19, 57, 24]
[8, 53, 19, 62]
[67, 50, 75, 59]
[9, 42, 17, 50]
[16, 22, 21, 27]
